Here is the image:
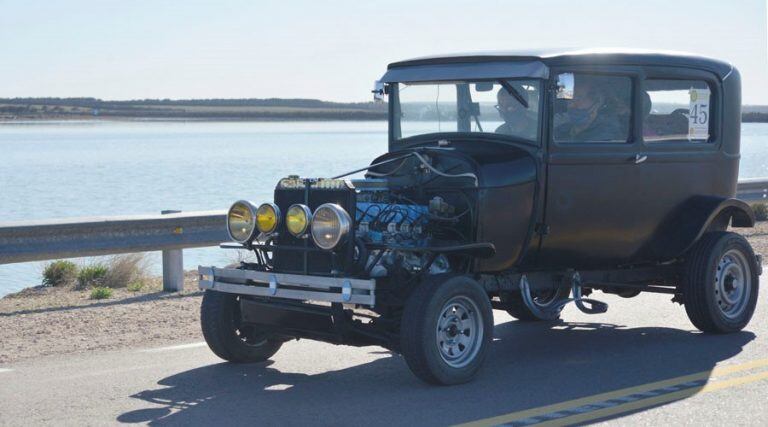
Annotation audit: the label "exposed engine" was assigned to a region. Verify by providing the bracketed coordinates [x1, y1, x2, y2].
[351, 177, 471, 278]
[269, 149, 478, 279]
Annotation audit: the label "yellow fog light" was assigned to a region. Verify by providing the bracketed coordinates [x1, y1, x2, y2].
[286, 204, 312, 237]
[227, 200, 258, 243]
[256, 202, 281, 234]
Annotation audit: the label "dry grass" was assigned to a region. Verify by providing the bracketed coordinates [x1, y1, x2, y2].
[103, 253, 148, 288]
[735, 221, 768, 257]
[41, 260, 79, 287]
[754, 203, 767, 221]
[75, 264, 108, 289]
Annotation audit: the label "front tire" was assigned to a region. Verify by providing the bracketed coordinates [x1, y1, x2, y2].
[200, 290, 283, 362]
[682, 231, 759, 333]
[400, 276, 493, 385]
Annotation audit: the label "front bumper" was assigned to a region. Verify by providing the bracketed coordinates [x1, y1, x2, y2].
[197, 266, 376, 307]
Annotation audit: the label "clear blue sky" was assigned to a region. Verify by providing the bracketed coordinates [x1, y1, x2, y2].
[0, 0, 766, 103]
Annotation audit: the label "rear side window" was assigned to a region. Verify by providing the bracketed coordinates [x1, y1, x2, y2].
[553, 74, 632, 143]
[643, 79, 711, 142]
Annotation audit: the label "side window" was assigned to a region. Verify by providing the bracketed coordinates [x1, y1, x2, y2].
[643, 79, 711, 142]
[553, 74, 632, 143]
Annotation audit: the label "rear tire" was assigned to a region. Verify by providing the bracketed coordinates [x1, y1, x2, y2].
[200, 290, 283, 362]
[500, 286, 571, 321]
[682, 231, 759, 333]
[400, 276, 493, 385]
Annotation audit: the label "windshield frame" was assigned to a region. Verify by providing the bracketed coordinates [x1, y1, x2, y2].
[388, 78, 546, 148]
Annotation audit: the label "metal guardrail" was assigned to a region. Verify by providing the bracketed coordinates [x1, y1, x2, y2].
[737, 178, 768, 205]
[0, 179, 765, 292]
[0, 210, 227, 291]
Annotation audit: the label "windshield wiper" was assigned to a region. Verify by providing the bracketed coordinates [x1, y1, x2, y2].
[473, 113, 483, 132]
[498, 80, 529, 109]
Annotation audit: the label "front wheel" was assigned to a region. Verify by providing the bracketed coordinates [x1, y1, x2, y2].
[200, 290, 283, 362]
[682, 231, 759, 333]
[400, 276, 493, 385]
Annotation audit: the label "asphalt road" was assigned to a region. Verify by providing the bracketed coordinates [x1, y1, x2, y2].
[1, 274, 767, 426]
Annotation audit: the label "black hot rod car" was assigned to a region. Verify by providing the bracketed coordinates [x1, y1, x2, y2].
[198, 49, 762, 385]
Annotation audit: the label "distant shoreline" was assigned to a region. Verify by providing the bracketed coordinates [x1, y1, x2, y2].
[1, 97, 767, 122]
[0, 97, 388, 122]
[741, 112, 768, 123]
[4, 114, 768, 123]
[3, 115, 768, 123]
[0, 116, 389, 123]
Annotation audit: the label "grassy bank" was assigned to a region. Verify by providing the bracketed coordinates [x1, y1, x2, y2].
[0, 97, 387, 121]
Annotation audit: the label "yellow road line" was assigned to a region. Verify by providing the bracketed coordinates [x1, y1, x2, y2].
[536, 369, 768, 427]
[458, 357, 768, 427]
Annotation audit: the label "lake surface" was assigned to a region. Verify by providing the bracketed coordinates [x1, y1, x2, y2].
[1, 121, 766, 297]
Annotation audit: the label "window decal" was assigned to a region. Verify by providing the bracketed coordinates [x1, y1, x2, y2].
[688, 87, 710, 140]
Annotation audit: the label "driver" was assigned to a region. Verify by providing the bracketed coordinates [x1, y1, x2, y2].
[555, 76, 623, 141]
[495, 87, 536, 140]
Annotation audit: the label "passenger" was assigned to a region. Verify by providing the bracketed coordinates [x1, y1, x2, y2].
[495, 87, 537, 140]
[555, 77, 624, 142]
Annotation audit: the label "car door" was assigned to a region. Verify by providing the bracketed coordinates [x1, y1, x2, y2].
[538, 67, 649, 270]
[629, 67, 732, 260]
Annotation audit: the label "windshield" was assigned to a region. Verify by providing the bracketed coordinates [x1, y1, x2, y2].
[392, 79, 542, 143]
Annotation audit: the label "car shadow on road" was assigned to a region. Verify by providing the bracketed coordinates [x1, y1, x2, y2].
[117, 320, 755, 426]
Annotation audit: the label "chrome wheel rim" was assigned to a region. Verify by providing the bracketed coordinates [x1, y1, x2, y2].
[235, 324, 268, 347]
[436, 296, 483, 368]
[233, 297, 268, 347]
[714, 249, 752, 320]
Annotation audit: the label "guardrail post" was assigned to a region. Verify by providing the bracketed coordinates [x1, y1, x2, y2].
[161, 210, 184, 292]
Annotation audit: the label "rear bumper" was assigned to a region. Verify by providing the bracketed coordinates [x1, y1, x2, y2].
[197, 266, 376, 307]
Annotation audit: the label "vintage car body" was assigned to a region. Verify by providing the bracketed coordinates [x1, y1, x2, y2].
[198, 49, 762, 385]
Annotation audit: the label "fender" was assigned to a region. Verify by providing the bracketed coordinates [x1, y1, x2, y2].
[639, 196, 755, 262]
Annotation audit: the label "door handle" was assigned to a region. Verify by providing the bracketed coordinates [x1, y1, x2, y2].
[634, 154, 648, 164]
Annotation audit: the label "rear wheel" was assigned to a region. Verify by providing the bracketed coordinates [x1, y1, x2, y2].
[500, 284, 571, 321]
[200, 290, 283, 362]
[400, 276, 493, 385]
[682, 231, 759, 333]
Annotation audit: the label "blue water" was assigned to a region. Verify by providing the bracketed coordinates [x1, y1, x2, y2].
[0, 121, 766, 296]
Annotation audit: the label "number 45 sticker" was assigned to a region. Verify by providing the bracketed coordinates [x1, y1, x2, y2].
[688, 88, 710, 140]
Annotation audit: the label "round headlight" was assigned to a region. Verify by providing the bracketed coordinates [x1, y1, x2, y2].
[286, 204, 312, 237]
[255, 203, 281, 234]
[227, 200, 258, 243]
[311, 203, 351, 250]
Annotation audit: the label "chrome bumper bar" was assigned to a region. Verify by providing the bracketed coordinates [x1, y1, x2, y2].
[197, 266, 376, 307]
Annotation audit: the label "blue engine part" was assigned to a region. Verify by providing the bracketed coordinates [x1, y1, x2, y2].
[355, 202, 429, 243]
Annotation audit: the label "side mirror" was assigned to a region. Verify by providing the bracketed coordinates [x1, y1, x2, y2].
[556, 73, 574, 100]
[475, 82, 493, 92]
[372, 81, 386, 102]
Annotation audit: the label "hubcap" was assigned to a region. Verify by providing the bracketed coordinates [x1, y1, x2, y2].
[436, 296, 483, 368]
[233, 297, 269, 347]
[714, 249, 752, 320]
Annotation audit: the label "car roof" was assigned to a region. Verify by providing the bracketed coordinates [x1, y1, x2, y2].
[387, 48, 734, 78]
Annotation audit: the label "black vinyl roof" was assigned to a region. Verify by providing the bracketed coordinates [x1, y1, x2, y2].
[387, 48, 734, 79]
